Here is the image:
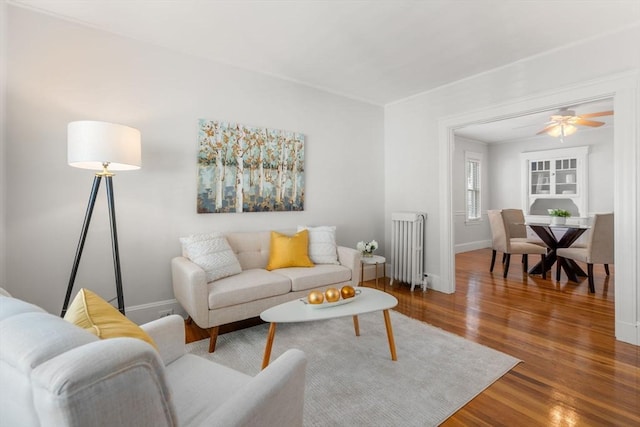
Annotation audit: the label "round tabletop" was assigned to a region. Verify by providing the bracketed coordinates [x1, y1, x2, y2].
[361, 254, 386, 264]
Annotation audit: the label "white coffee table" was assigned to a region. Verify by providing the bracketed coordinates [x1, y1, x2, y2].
[259, 287, 398, 369]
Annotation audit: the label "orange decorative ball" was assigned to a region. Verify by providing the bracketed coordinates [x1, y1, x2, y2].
[340, 285, 356, 299]
[325, 288, 341, 303]
[308, 290, 324, 304]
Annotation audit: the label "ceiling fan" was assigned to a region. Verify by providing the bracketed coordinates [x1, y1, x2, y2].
[537, 108, 613, 142]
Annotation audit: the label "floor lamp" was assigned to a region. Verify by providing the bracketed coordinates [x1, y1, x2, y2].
[61, 121, 142, 317]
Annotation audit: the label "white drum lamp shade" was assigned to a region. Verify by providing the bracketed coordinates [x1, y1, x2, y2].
[68, 121, 141, 171]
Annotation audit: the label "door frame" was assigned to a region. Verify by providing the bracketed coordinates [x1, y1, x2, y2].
[438, 70, 639, 345]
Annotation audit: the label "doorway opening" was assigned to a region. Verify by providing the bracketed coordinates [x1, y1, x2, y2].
[437, 72, 639, 345]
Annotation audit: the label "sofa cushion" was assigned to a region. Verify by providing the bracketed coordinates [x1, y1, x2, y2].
[208, 269, 291, 309]
[298, 225, 339, 265]
[1, 311, 98, 373]
[225, 231, 271, 270]
[64, 288, 157, 349]
[273, 264, 352, 292]
[0, 294, 46, 321]
[266, 230, 314, 271]
[180, 232, 242, 282]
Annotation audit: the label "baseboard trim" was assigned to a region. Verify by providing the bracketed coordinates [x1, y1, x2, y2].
[615, 320, 639, 346]
[126, 299, 186, 325]
[426, 273, 449, 294]
[455, 240, 491, 254]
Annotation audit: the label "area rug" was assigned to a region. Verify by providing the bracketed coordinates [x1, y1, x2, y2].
[186, 310, 520, 426]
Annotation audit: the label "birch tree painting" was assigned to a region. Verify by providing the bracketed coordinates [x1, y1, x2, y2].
[197, 119, 305, 213]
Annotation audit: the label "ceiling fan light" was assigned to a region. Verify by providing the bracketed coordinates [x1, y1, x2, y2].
[563, 124, 578, 136]
[547, 124, 577, 139]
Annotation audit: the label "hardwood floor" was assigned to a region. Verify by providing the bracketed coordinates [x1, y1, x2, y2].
[185, 248, 639, 425]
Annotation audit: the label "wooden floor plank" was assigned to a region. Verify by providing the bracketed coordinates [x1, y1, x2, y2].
[185, 248, 640, 425]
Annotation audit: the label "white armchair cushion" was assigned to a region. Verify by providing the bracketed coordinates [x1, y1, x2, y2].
[298, 225, 339, 264]
[180, 232, 242, 282]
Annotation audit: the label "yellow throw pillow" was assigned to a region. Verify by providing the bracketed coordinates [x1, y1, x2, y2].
[64, 288, 157, 349]
[266, 230, 315, 271]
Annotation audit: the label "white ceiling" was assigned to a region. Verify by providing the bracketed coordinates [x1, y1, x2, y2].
[8, 0, 640, 107]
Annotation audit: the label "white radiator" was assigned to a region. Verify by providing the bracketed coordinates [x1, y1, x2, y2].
[390, 212, 426, 291]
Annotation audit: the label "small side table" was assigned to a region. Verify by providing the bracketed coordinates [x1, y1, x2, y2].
[360, 255, 386, 290]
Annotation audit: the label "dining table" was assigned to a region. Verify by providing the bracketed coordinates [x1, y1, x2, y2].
[525, 222, 590, 282]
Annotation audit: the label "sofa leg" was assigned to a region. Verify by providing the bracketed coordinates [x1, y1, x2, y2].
[209, 326, 219, 353]
[185, 316, 193, 325]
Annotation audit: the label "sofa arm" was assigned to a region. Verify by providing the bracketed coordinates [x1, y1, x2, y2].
[200, 349, 307, 427]
[171, 256, 209, 328]
[31, 338, 177, 427]
[337, 246, 362, 287]
[141, 314, 186, 366]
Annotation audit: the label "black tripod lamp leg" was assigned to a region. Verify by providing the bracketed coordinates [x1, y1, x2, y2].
[61, 175, 102, 317]
[105, 176, 125, 315]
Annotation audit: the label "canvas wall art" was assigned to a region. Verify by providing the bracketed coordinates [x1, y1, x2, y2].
[197, 119, 305, 213]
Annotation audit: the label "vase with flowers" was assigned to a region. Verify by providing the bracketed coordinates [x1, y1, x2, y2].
[356, 240, 378, 257]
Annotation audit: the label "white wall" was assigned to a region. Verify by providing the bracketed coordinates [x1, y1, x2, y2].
[4, 7, 384, 318]
[0, 0, 6, 291]
[488, 126, 614, 214]
[385, 24, 639, 344]
[452, 135, 491, 252]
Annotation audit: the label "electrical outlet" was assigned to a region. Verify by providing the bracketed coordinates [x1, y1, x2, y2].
[158, 309, 174, 318]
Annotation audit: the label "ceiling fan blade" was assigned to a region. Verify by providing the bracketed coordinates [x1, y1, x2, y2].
[580, 110, 613, 118]
[536, 125, 557, 135]
[575, 119, 605, 127]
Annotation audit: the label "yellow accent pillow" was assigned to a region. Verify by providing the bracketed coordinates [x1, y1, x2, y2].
[64, 288, 157, 349]
[266, 230, 315, 271]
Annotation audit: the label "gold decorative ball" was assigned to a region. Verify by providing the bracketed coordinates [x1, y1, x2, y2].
[325, 288, 341, 303]
[340, 285, 356, 299]
[308, 290, 324, 304]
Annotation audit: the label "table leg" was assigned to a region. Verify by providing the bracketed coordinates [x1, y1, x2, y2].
[383, 262, 386, 291]
[353, 315, 360, 336]
[567, 259, 587, 277]
[261, 322, 277, 370]
[375, 263, 379, 288]
[360, 262, 364, 287]
[558, 257, 579, 282]
[382, 309, 397, 361]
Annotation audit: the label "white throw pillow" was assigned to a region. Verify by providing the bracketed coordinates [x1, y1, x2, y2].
[297, 225, 339, 265]
[179, 232, 242, 282]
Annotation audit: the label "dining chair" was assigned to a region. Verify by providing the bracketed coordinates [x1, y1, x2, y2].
[488, 210, 547, 279]
[556, 213, 614, 293]
[501, 208, 527, 240]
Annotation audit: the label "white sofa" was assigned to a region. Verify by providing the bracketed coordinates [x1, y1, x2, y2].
[172, 230, 361, 352]
[0, 294, 307, 427]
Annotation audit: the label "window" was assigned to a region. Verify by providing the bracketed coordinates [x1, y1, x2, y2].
[465, 151, 482, 222]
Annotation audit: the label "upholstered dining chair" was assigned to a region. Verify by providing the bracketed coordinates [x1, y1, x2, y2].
[556, 213, 614, 293]
[501, 208, 528, 241]
[488, 210, 547, 279]
[501, 208, 545, 245]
